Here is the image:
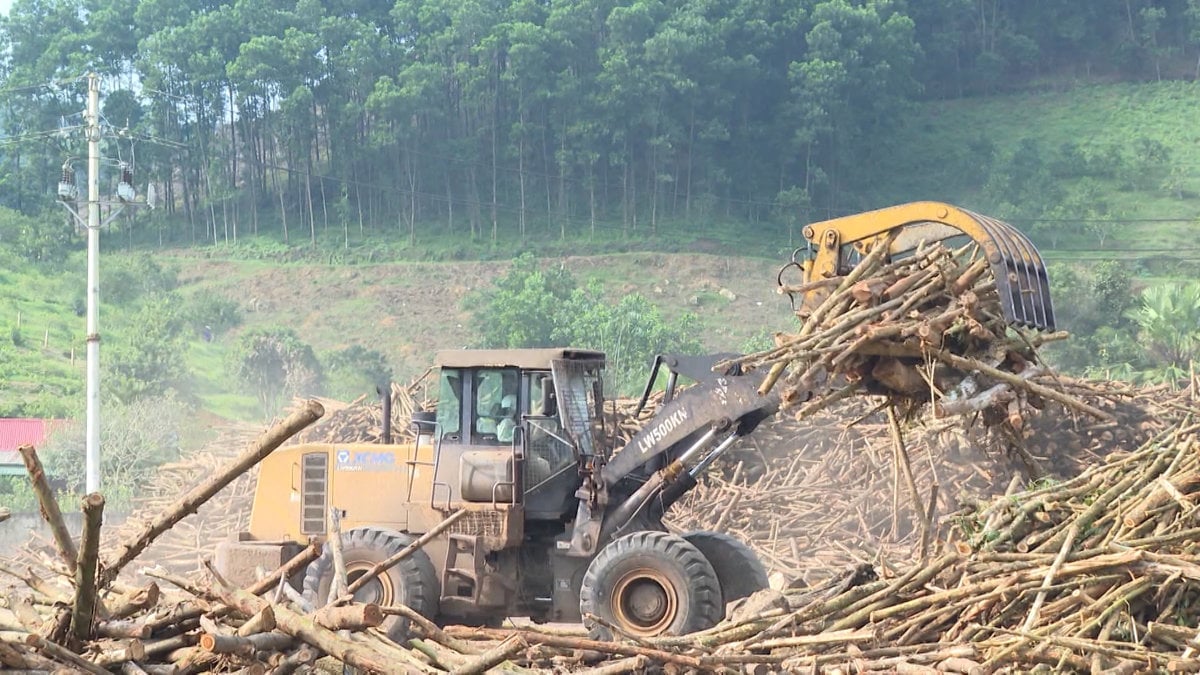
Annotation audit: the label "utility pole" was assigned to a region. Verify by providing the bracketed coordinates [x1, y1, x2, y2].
[55, 72, 146, 493]
[85, 72, 101, 494]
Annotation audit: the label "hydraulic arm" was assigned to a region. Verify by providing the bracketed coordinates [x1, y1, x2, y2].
[566, 354, 779, 556]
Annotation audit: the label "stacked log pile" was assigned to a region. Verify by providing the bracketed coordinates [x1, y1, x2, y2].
[96, 423, 264, 577]
[15, 379, 437, 582]
[582, 406, 1200, 674]
[289, 375, 434, 447]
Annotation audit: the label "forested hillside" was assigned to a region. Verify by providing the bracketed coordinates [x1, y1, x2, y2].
[4, 0, 1200, 506]
[4, 0, 1200, 248]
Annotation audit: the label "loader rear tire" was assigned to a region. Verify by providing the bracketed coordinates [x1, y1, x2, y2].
[682, 530, 768, 612]
[302, 527, 439, 643]
[579, 531, 722, 640]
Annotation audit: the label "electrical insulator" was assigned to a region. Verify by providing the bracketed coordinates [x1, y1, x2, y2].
[57, 162, 77, 202]
[117, 162, 135, 202]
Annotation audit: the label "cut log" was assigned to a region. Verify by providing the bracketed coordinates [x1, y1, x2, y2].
[266, 645, 317, 675]
[446, 635, 524, 675]
[95, 620, 152, 640]
[327, 507, 348, 605]
[70, 492, 105, 645]
[105, 583, 161, 621]
[90, 638, 147, 668]
[212, 584, 405, 674]
[236, 606, 277, 637]
[19, 444, 78, 572]
[25, 634, 109, 675]
[311, 604, 383, 631]
[245, 541, 321, 600]
[199, 633, 256, 658]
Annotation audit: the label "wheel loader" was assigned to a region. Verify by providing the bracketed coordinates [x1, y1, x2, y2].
[214, 201, 1055, 642]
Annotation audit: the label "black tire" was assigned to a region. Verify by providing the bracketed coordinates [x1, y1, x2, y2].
[579, 531, 722, 640]
[302, 528, 439, 643]
[682, 531, 768, 613]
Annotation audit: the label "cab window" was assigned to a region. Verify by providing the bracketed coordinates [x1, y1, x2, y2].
[473, 368, 518, 444]
[437, 368, 462, 438]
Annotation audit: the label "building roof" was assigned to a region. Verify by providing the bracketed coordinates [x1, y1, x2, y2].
[0, 418, 61, 466]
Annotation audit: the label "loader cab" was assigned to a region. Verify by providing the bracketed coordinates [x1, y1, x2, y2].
[431, 349, 607, 518]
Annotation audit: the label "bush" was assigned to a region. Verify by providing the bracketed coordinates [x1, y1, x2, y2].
[105, 294, 188, 403]
[37, 393, 190, 508]
[467, 255, 701, 396]
[467, 253, 578, 349]
[103, 254, 179, 306]
[1128, 281, 1200, 378]
[1042, 261, 1141, 375]
[0, 206, 76, 265]
[323, 345, 393, 400]
[184, 293, 243, 337]
[232, 327, 324, 415]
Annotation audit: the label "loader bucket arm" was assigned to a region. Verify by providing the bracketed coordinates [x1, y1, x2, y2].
[601, 372, 777, 486]
[798, 201, 1055, 330]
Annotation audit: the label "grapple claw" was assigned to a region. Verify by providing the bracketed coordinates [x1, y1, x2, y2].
[798, 201, 1056, 331]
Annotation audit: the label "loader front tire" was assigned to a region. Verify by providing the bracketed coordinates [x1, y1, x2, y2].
[579, 531, 722, 640]
[682, 530, 768, 612]
[302, 527, 439, 643]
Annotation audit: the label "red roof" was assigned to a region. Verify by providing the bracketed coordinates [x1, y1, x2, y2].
[0, 418, 61, 465]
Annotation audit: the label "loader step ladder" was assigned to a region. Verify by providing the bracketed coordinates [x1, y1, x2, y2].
[404, 419, 451, 508]
[442, 533, 484, 602]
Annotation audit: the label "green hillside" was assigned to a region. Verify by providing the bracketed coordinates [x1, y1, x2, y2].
[865, 81, 1200, 264]
[0, 249, 85, 417]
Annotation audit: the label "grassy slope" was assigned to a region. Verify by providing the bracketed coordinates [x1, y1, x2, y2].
[0, 252, 86, 416]
[869, 81, 1200, 259]
[169, 252, 792, 420]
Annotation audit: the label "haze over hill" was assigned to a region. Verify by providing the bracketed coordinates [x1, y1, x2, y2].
[171, 250, 792, 411]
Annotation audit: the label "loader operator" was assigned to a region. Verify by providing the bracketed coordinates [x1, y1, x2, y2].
[496, 394, 518, 443]
[474, 369, 519, 443]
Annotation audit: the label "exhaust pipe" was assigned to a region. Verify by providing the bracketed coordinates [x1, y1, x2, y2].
[378, 382, 392, 444]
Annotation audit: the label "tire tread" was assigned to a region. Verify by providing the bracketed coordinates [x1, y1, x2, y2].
[579, 530, 722, 640]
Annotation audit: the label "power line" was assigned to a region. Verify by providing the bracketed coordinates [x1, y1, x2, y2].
[0, 75, 87, 97]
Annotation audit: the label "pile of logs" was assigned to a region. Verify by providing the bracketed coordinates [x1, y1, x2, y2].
[96, 423, 264, 577]
[11, 378, 438, 582]
[7, 235, 1200, 671]
[665, 378, 1187, 585]
[4, 382, 1198, 673]
[725, 239, 1108, 437]
[289, 375, 434, 447]
[635, 402, 1200, 674]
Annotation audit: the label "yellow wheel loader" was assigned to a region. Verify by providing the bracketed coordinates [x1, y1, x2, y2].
[214, 201, 1055, 642]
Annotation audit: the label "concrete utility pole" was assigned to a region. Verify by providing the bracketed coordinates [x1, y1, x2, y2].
[85, 72, 101, 493]
[55, 73, 144, 493]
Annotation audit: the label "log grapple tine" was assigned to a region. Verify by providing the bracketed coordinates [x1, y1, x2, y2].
[966, 209, 1056, 331]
